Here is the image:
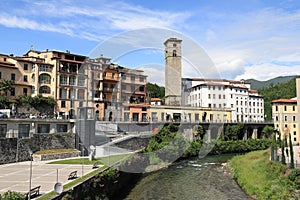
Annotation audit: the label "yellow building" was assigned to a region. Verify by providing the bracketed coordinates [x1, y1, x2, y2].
[149, 105, 232, 122]
[272, 78, 300, 144]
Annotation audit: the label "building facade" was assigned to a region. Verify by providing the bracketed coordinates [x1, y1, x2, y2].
[183, 78, 264, 122]
[272, 78, 300, 144]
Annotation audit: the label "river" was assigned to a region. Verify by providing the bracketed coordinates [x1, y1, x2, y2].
[123, 154, 248, 200]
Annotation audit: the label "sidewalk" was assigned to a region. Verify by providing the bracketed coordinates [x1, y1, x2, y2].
[0, 158, 101, 197]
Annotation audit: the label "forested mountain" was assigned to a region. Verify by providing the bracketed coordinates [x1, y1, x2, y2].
[258, 77, 299, 120]
[247, 75, 297, 90]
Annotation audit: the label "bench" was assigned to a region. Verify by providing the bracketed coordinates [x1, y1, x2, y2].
[68, 170, 78, 180]
[92, 161, 100, 169]
[26, 186, 41, 199]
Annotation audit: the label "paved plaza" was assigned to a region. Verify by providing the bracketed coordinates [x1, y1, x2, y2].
[0, 158, 100, 198]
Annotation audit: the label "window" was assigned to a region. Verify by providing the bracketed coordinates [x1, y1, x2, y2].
[131, 75, 135, 82]
[294, 124, 296, 128]
[139, 77, 144, 82]
[39, 65, 52, 72]
[18, 124, 30, 138]
[10, 88, 15, 96]
[60, 75, 68, 85]
[78, 76, 85, 86]
[173, 43, 177, 47]
[275, 105, 278, 111]
[39, 74, 51, 84]
[294, 131, 296, 136]
[284, 116, 287, 121]
[284, 105, 287, 111]
[57, 124, 68, 133]
[61, 101, 66, 108]
[78, 89, 85, 100]
[24, 63, 28, 70]
[208, 94, 211, 99]
[23, 88, 27, 95]
[293, 116, 296, 122]
[0, 71, 1, 79]
[0, 124, 7, 138]
[139, 86, 144, 92]
[39, 86, 51, 94]
[24, 75, 28, 82]
[37, 124, 50, 134]
[131, 85, 135, 92]
[293, 106, 295, 111]
[59, 88, 67, 99]
[69, 75, 76, 86]
[122, 74, 126, 80]
[173, 50, 176, 57]
[195, 114, 199, 121]
[11, 73, 15, 81]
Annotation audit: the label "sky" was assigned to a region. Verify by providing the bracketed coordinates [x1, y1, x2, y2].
[1, 0, 300, 86]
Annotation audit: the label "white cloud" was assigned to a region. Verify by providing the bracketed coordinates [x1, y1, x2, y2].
[235, 63, 300, 81]
[0, 1, 192, 42]
[138, 65, 165, 86]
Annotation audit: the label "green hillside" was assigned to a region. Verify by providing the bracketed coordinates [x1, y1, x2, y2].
[258, 77, 298, 120]
[247, 75, 297, 90]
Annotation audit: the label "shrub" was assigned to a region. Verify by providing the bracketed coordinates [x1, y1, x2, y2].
[0, 190, 26, 200]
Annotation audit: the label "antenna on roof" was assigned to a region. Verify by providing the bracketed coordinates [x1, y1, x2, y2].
[30, 45, 34, 50]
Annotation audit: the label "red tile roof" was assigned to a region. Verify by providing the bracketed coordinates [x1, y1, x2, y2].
[272, 98, 297, 103]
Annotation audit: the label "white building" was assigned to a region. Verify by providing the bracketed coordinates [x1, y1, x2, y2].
[183, 78, 264, 122]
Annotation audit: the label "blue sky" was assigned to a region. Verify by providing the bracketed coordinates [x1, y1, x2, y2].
[1, 0, 300, 86]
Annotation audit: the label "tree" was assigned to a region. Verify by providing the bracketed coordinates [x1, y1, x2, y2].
[280, 135, 286, 165]
[261, 125, 274, 139]
[0, 80, 13, 94]
[289, 133, 295, 169]
[224, 124, 244, 141]
[192, 124, 204, 140]
[146, 82, 165, 99]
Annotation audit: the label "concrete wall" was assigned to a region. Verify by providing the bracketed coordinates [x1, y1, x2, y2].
[0, 133, 75, 164]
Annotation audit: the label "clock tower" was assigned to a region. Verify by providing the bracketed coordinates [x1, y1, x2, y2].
[164, 37, 182, 106]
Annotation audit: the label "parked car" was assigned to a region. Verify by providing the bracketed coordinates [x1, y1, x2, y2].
[0, 112, 8, 118]
[29, 114, 37, 119]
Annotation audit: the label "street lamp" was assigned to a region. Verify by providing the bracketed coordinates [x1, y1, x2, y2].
[28, 150, 33, 200]
[79, 143, 84, 177]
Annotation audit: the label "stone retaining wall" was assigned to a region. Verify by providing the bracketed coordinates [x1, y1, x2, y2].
[33, 151, 80, 161]
[0, 133, 75, 164]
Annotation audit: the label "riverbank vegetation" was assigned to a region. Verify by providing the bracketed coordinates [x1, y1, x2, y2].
[229, 150, 300, 199]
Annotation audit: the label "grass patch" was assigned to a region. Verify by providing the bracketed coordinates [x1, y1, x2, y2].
[48, 158, 101, 165]
[35, 149, 78, 155]
[47, 153, 131, 165]
[229, 150, 294, 199]
[37, 166, 106, 200]
[39, 153, 132, 200]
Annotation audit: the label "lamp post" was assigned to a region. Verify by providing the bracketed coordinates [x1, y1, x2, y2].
[79, 143, 84, 177]
[28, 150, 33, 200]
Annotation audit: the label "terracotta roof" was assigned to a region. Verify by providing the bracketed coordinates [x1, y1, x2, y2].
[272, 98, 297, 103]
[183, 78, 251, 84]
[248, 89, 258, 93]
[151, 98, 162, 101]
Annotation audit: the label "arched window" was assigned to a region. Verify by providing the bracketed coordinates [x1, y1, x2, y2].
[39, 86, 51, 94]
[32, 74, 35, 83]
[173, 50, 177, 57]
[39, 74, 51, 84]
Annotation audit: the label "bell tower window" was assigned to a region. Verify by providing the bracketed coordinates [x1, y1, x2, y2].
[173, 50, 177, 57]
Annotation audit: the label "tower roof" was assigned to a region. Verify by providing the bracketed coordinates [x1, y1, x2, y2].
[164, 37, 182, 45]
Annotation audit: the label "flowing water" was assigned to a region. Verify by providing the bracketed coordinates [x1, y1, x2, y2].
[124, 155, 248, 200]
